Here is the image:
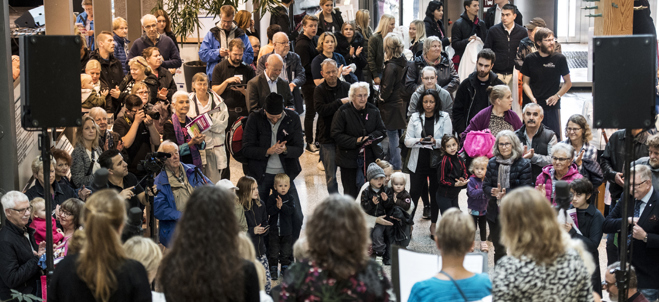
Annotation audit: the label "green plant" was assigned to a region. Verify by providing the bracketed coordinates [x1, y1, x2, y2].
[4, 289, 43, 302]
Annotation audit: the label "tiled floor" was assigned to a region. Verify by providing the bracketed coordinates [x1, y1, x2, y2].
[230, 89, 612, 299]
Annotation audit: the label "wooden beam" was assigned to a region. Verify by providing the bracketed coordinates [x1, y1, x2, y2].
[126, 0, 143, 49]
[594, 0, 633, 36]
[93, 0, 112, 44]
[44, 0, 75, 35]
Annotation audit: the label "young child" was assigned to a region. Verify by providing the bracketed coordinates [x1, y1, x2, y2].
[434, 134, 469, 236]
[29, 198, 64, 245]
[376, 159, 394, 186]
[80, 73, 107, 110]
[360, 163, 394, 264]
[266, 173, 296, 281]
[389, 172, 413, 246]
[467, 156, 489, 252]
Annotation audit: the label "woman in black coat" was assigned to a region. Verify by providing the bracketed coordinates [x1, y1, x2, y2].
[424, 1, 449, 49]
[317, 0, 345, 35]
[113, 56, 159, 107]
[380, 33, 410, 171]
[335, 22, 368, 81]
[482, 130, 533, 263]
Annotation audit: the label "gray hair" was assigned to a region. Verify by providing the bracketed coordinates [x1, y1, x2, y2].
[172, 91, 188, 104]
[631, 164, 653, 182]
[522, 103, 544, 116]
[383, 33, 404, 62]
[157, 140, 179, 153]
[493, 130, 523, 160]
[551, 142, 575, 160]
[348, 82, 370, 101]
[141, 14, 157, 27]
[89, 107, 107, 119]
[422, 36, 442, 57]
[607, 262, 638, 289]
[272, 32, 289, 43]
[320, 58, 337, 71]
[1, 191, 28, 211]
[421, 66, 438, 77]
[266, 53, 284, 65]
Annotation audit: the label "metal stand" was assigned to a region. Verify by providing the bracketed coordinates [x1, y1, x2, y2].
[616, 128, 635, 302]
[38, 128, 54, 279]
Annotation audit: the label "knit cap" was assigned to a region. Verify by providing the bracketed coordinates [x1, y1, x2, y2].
[366, 162, 385, 181]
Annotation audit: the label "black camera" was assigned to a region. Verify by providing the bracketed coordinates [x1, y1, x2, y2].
[143, 108, 160, 120]
[137, 152, 170, 174]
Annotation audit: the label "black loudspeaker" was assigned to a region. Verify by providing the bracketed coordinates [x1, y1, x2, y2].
[20, 35, 82, 130]
[593, 35, 656, 129]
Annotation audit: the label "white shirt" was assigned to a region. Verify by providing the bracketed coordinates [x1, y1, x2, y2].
[494, 4, 503, 25]
[267, 76, 278, 94]
[639, 188, 653, 217]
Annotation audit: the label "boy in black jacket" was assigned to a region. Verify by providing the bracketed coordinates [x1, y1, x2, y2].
[360, 163, 393, 263]
[266, 173, 296, 280]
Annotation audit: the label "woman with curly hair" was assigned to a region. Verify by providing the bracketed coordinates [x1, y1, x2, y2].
[280, 194, 392, 301]
[158, 186, 261, 302]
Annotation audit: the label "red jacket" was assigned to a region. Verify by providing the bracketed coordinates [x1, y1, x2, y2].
[29, 217, 64, 245]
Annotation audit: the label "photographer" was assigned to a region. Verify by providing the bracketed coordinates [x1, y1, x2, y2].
[162, 91, 207, 170]
[98, 149, 150, 210]
[113, 95, 161, 180]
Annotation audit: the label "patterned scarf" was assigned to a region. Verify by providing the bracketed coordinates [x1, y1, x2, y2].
[496, 155, 515, 190]
[171, 113, 202, 169]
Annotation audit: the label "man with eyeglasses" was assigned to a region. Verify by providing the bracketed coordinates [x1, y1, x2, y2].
[514, 18, 562, 71]
[604, 262, 650, 302]
[247, 53, 294, 113]
[257, 32, 306, 114]
[603, 164, 659, 301]
[199, 5, 254, 80]
[128, 14, 181, 69]
[0, 191, 46, 300]
[515, 103, 557, 180]
[521, 27, 571, 139]
[408, 66, 453, 118]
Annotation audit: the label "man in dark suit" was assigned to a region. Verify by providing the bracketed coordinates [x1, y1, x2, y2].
[603, 164, 659, 301]
[247, 53, 294, 113]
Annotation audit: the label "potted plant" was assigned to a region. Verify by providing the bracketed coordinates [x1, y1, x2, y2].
[156, 0, 281, 91]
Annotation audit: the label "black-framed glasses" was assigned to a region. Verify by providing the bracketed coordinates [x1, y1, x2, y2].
[633, 180, 648, 188]
[10, 207, 30, 214]
[59, 210, 72, 218]
[498, 142, 512, 147]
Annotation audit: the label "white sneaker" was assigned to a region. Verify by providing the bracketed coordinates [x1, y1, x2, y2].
[375, 256, 383, 266]
[317, 161, 325, 171]
[306, 144, 319, 154]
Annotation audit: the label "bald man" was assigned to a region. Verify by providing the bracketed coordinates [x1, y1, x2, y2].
[247, 53, 294, 112]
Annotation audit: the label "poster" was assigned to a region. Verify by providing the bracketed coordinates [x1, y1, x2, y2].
[14, 80, 40, 189]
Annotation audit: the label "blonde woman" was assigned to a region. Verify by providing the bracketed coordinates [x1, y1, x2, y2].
[113, 56, 159, 106]
[311, 32, 357, 86]
[367, 14, 396, 85]
[237, 232, 274, 302]
[492, 187, 595, 301]
[123, 237, 164, 300]
[409, 20, 426, 57]
[48, 189, 152, 301]
[316, 0, 344, 35]
[355, 9, 373, 41]
[70, 115, 102, 188]
[380, 33, 407, 171]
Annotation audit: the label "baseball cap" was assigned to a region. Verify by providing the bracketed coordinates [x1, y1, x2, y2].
[525, 18, 546, 30]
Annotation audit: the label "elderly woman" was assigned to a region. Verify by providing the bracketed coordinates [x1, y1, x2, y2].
[56, 198, 85, 254]
[52, 149, 90, 201]
[331, 82, 386, 198]
[70, 115, 103, 188]
[408, 20, 426, 58]
[89, 107, 122, 151]
[25, 156, 78, 209]
[409, 208, 492, 301]
[405, 36, 459, 96]
[316, 0, 344, 35]
[158, 186, 260, 301]
[405, 89, 452, 221]
[162, 91, 207, 170]
[492, 187, 595, 301]
[536, 142, 584, 204]
[367, 14, 396, 85]
[280, 195, 392, 300]
[311, 32, 357, 86]
[112, 56, 159, 106]
[380, 33, 409, 171]
[335, 22, 367, 81]
[483, 130, 533, 262]
[143, 47, 177, 103]
[187, 72, 228, 183]
[424, 1, 450, 48]
[461, 85, 523, 142]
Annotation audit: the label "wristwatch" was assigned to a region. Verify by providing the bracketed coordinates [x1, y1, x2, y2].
[644, 235, 648, 243]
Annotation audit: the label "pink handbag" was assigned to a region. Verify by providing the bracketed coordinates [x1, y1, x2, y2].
[462, 129, 496, 158]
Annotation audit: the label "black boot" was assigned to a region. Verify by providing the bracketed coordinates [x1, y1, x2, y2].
[422, 206, 431, 219]
[270, 266, 279, 281]
[280, 265, 289, 278]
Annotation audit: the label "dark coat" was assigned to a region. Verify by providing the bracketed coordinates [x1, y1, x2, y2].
[484, 4, 523, 29]
[603, 189, 659, 289]
[164, 31, 179, 51]
[451, 12, 488, 58]
[242, 109, 304, 183]
[514, 37, 562, 70]
[294, 34, 319, 85]
[515, 124, 556, 179]
[360, 185, 394, 217]
[113, 33, 130, 75]
[0, 221, 41, 300]
[256, 51, 306, 114]
[452, 71, 504, 135]
[117, 73, 160, 107]
[483, 23, 528, 74]
[317, 9, 344, 36]
[154, 66, 177, 102]
[483, 157, 533, 221]
[335, 32, 368, 81]
[568, 203, 604, 280]
[271, 5, 294, 38]
[266, 192, 296, 237]
[601, 130, 650, 199]
[330, 102, 386, 168]
[405, 52, 460, 96]
[128, 34, 181, 69]
[245, 200, 269, 258]
[409, 39, 424, 58]
[89, 49, 125, 114]
[314, 80, 351, 145]
[24, 180, 78, 210]
[423, 16, 450, 49]
[379, 55, 409, 130]
[246, 73, 294, 113]
[367, 32, 385, 80]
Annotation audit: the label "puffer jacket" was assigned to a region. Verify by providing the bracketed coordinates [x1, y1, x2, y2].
[331, 102, 386, 169]
[113, 33, 130, 74]
[335, 31, 368, 81]
[379, 55, 409, 130]
[404, 111, 452, 173]
[536, 163, 583, 204]
[405, 52, 460, 96]
[483, 156, 533, 221]
[514, 37, 563, 70]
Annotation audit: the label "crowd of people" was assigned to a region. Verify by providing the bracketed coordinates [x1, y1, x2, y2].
[1, 0, 658, 301]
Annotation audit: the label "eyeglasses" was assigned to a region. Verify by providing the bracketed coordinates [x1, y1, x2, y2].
[543, 38, 556, 43]
[552, 157, 572, 162]
[566, 127, 582, 133]
[498, 142, 512, 147]
[59, 211, 72, 218]
[136, 90, 148, 95]
[633, 180, 648, 188]
[10, 207, 31, 214]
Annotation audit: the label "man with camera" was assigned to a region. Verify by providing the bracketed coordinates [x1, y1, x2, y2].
[98, 149, 149, 209]
[113, 95, 161, 180]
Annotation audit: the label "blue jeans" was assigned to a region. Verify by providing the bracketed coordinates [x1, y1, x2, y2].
[258, 173, 304, 240]
[386, 129, 402, 170]
[639, 288, 659, 301]
[320, 144, 338, 194]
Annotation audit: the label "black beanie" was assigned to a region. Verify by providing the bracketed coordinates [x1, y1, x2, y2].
[265, 92, 284, 115]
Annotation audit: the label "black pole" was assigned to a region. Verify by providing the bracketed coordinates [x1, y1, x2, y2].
[39, 128, 54, 279]
[617, 128, 634, 302]
[148, 175, 157, 241]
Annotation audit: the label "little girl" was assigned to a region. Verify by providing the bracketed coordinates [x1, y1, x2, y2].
[390, 172, 414, 247]
[375, 159, 394, 187]
[29, 198, 64, 245]
[466, 156, 489, 252]
[434, 134, 469, 237]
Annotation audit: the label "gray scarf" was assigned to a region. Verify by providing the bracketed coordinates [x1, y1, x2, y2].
[496, 155, 515, 190]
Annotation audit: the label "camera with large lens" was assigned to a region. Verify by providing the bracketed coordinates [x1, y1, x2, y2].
[143, 108, 160, 120]
[137, 152, 170, 174]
